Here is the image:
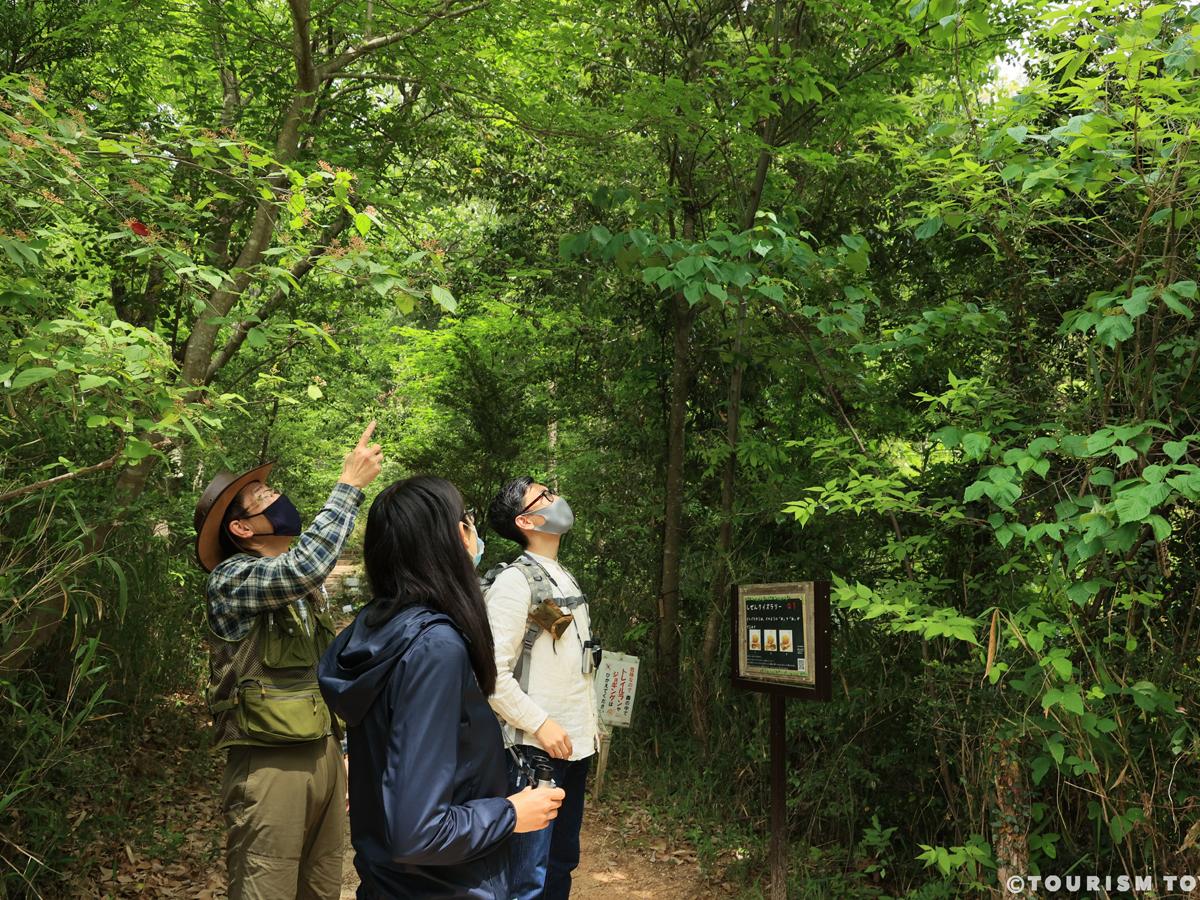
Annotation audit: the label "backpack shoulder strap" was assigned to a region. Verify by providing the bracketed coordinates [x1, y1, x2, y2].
[508, 556, 555, 605]
[488, 557, 560, 746]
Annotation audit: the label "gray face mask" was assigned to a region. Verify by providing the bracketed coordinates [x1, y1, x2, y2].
[525, 497, 574, 535]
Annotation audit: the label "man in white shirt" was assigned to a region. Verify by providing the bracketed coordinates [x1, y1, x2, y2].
[485, 476, 599, 900]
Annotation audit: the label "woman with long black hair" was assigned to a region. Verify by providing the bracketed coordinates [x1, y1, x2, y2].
[319, 476, 564, 899]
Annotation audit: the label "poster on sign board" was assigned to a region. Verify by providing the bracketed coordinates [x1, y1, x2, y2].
[594, 651, 639, 727]
[732, 582, 830, 701]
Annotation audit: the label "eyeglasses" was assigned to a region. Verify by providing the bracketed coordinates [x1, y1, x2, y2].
[519, 488, 556, 515]
[461, 508, 477, 528]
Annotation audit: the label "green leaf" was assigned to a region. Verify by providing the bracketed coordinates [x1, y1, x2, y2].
[1111, 444, 1138, 466]
[1046, 739, 1064, 765]
[962, 432, 992, 458]
[246, 327, 268, 349]
[124, 438, 154, 460]
[1095, 313, 1134, 346]
[1113, 491, 1152, 525]
[1121, 287, 1152, 318]
[1028, 437, 1058, 457]
[1163, 440, 1188, 462]
[78, 374, 109, 391]
[1109, 809, 1141, 843]
[1162, 289, 1195, 319]
[915, 216, 943, 240]
[354, 213, 372, 237]
[306, 384, 324, 400]
[1066, 581, 1100, 607]
[1147, 515, 1172, 542]
[181, 415, 205, 447]
[1031, 756, 1052, 786]
[845, 250, 869, 274]
[1143, 464, 1168, 483]
[86, 415, 108, 428]
[196, 268, 225, 289]
[1060, 689, 1085, 716]
[369, 274, 397, 299]
[430, 285, 457, 312]
[10, 367, 57, 390]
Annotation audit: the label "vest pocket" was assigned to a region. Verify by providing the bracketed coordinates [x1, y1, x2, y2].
[236, 680, 331, 744]
[261, 609, 319, 669]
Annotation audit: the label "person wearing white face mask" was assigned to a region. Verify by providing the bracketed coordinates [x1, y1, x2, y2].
[483, 477, 600, 900]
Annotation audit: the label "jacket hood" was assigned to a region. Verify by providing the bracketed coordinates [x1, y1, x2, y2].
[319, 603, 454, 727]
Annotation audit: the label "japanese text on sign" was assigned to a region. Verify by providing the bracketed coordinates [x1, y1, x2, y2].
[595, 651, 639, 727]
[744, 595, 807, 674]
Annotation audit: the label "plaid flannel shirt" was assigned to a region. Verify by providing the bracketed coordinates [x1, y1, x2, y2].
[206, 482, 365, 641]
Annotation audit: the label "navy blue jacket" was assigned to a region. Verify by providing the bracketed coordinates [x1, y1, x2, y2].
[319, 603, 515, 899]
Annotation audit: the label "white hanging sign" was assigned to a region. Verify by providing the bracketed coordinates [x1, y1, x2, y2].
[595, 651, 639, 727]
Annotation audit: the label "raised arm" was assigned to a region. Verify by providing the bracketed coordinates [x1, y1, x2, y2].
[207, 421, 383, 624]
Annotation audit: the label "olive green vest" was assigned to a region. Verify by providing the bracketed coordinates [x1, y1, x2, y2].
[205, 598, 337, 750]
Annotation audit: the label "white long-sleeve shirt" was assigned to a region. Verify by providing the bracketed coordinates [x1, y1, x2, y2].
[485, 552, 598, 761]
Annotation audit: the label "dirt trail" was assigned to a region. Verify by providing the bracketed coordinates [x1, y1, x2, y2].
[337, 793, 714, 899]
[69, 566, 721, 899]
[70, 697, 716, 898]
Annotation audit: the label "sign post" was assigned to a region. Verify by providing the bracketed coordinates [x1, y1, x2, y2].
[731, 582, 831, 900]
[592, 651, 640, 797]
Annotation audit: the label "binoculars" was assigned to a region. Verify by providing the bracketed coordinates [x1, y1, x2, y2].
[534, 760, 556, 790]
[519, 746, 557, 789]
[582, 637, 602, 674]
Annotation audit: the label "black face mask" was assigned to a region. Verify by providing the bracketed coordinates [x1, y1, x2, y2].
[257, 494, 302, 536]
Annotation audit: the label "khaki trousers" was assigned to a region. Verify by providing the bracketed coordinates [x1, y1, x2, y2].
[221, 736, 346, 900]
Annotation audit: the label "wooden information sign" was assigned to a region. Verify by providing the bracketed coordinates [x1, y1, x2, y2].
[731, 581, 831, 899]
[732, 581, 830, 699]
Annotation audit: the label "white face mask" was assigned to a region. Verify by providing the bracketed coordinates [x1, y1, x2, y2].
[525, 497, 574, 535]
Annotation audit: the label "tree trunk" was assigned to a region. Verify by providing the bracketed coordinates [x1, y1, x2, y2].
[692, 140, 773, 740]
[992, 738, 1030, 898]
[110, 1, 320, 510]
[691, 298, 746, 740]
[657, 288, 696, 710]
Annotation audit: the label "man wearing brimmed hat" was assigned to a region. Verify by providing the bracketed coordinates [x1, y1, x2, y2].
[194, 422, 382, 900]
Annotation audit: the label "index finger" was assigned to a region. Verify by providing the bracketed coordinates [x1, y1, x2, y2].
[356, 420, 377, 449]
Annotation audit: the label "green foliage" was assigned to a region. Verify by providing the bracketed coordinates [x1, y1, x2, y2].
[3, 0, 1200, 894]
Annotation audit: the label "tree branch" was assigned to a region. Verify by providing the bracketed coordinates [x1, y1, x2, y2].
[205, 209, 351, 383]
[320, 0, 488, 77]
[0, 439, 172, 506]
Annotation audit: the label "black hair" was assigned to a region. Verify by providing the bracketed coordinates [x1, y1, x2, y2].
[487, 475, 534, 548]
[218, 495, 250, 558]
[363, 475, 497, 695]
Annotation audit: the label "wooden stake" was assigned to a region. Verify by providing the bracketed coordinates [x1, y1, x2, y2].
[593, 723, 612, 797]
[770, 694, 787, 900]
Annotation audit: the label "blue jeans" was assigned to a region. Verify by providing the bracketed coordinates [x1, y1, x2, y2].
[507, 747, 591, 900]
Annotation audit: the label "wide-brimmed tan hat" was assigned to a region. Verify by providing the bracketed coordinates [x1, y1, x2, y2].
[193, 462, 274, 572]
